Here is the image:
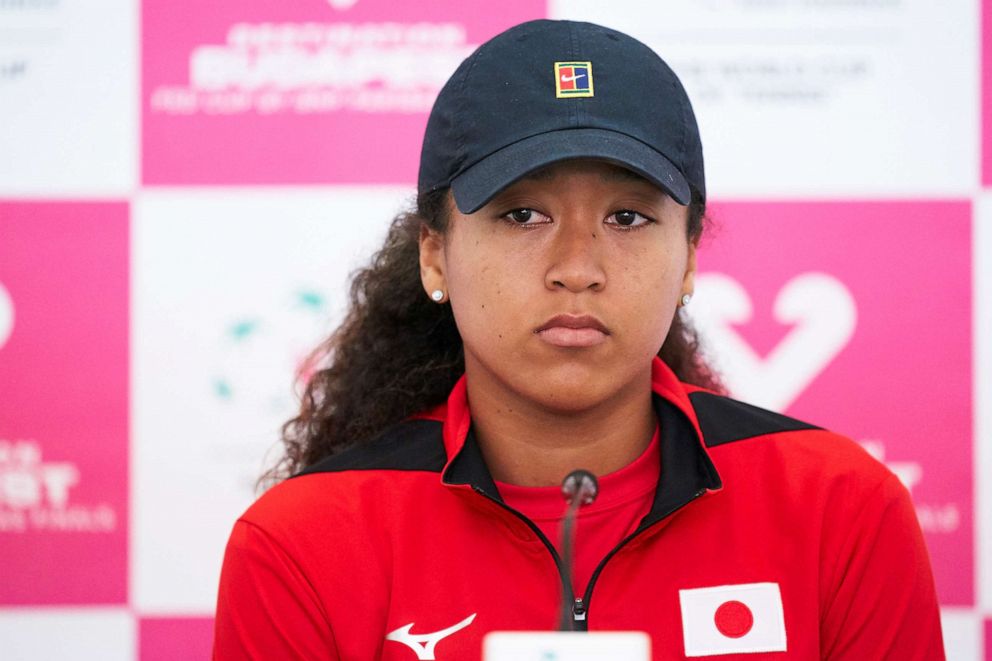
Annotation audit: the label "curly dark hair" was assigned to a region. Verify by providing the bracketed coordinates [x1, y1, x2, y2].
[265, 186, 721, 485]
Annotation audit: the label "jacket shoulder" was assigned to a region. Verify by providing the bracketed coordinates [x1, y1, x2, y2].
[688, 390, 820, 448]
[296, 418, 446, 475]
[238, 418, 446, 533]
[688, 390, 894, 487]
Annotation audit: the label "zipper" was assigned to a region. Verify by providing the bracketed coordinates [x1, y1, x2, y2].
[470, 486, 576, 608]
[473, 484, 708, 632]
[572, 597, 586, 623]
[572, 488, 708, 632]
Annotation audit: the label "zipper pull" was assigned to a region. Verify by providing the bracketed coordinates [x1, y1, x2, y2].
[572, 597, 587, 622]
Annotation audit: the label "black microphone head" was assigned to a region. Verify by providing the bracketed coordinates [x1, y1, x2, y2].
[561, 469, 599, 506]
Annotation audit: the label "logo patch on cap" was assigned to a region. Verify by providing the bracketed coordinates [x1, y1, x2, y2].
[554, 61, 594, 98]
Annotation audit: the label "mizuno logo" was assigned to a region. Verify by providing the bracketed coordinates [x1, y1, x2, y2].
[385, 613, 477, 660]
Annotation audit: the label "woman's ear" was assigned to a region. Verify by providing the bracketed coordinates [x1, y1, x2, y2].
[419, 223, 447, 299]
[681, 236, 698, 300]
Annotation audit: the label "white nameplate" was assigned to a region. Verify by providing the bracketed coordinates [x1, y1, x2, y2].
[483, 631, 650, 660]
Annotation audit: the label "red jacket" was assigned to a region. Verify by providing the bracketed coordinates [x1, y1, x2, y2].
[214, 358, 944, 659]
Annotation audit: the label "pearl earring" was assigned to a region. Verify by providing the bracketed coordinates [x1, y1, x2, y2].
[680, 293, 692, 307]
[430, 290, 445, 303]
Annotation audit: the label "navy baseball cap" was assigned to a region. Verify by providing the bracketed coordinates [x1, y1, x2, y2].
[418, 19, 705, 214]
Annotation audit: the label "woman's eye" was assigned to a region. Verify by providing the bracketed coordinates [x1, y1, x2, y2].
[503, 208, 549, 225]
[608, 210, 653, 228]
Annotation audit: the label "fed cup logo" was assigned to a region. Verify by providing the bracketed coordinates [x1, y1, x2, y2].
[690, 272, 857, 412]
[0, 282, 13, 350]
[0, 440, 117, 533]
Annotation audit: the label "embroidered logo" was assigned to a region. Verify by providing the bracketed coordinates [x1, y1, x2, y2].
[385, 613, 477, 660]
[678, 583, 787, 656]
[554, 61, 593, 98]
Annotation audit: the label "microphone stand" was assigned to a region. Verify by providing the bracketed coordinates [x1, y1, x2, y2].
[558, 469, 599, 632]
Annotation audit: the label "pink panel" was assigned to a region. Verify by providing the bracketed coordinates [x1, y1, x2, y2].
[986, 618, 991, 661]
[141, 0, 546, 185]
[140, 617, 215, 661]
[0, 202, 129, 604]
[984, 0, 991, 186]
[699, 200, 973, 606]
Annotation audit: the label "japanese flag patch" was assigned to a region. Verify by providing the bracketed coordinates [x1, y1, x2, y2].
[678, 582, 787, 656]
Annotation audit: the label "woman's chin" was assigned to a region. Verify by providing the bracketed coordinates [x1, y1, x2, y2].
[515, 372, 630, 415]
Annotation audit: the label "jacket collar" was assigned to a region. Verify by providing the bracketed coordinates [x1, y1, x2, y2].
[440, 358, 723, 523]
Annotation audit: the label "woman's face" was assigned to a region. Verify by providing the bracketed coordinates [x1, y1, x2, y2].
[420, 159, 697, 414]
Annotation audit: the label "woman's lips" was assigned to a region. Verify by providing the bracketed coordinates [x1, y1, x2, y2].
[535, 315, 610, 348]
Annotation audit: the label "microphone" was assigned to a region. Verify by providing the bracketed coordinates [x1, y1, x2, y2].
[558, 469, 599, 631]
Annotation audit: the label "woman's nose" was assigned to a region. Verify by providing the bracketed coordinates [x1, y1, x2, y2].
[544, 219, 607, 293]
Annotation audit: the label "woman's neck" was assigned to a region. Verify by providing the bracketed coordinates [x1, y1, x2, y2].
[465, 367, 657, 487]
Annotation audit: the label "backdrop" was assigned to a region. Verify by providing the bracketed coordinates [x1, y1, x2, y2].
[0, 0, 989, 659]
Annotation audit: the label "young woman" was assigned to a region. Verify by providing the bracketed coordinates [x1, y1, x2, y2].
[214, 19, 944, 660]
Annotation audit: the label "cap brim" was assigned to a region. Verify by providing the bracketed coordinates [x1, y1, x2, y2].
[450, 128, 692, 214]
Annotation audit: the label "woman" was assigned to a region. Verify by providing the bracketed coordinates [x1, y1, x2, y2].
[214, 19, 943, 659]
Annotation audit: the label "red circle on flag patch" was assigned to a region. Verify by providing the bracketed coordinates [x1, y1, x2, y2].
[714, 600, 753, 638]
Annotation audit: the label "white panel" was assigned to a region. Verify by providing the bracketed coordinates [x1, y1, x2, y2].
[131, 186, 413, 612]
[0, 0, 138, 195]
[484, 631, 650, 660]
[939, 608, 981, 661]
[977, 192, 992, 612]
[0, 608, 135, 661]
[550, 0, 980, 199]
